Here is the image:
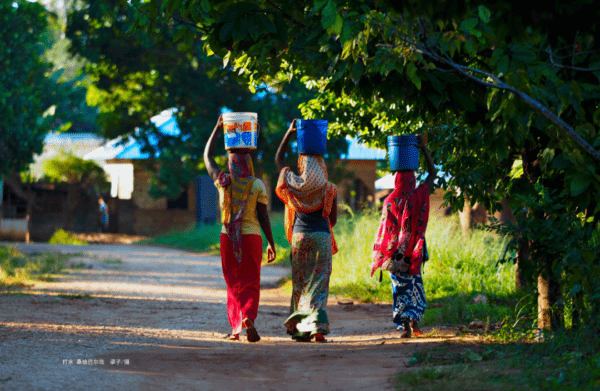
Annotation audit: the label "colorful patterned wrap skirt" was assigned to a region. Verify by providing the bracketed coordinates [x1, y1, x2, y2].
[391, 271, 426, 327]
[284, 232, 332, 339]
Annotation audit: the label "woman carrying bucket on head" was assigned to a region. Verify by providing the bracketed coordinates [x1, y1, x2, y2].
[204, 113, 276, 343]
[275, 119, 337, 342]
[371, 134, 436, 338]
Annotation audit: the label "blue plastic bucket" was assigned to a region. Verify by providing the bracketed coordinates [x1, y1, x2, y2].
[297, 119, 328, 154]
[387, 135, 419, 171]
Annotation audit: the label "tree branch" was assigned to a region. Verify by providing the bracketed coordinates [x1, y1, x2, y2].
[546, 45, 600, 72]
[387, 34, 600, 163]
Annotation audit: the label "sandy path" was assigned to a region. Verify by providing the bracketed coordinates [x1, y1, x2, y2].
[0, 242, 460, 390]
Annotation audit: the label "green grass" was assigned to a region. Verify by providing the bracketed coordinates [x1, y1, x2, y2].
[140, 212, 292, 266]
[0, 245, 69, 289]
[103, 259, 122, 264]
[395, 329, 600, 391]
[329, 210, 519, 325]
[48, 229, 88, 245]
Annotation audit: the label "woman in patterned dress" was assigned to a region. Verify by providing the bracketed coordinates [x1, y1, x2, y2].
[275, 119, 338, 342]
[371, 135, 436, 338]
[204, 115, 276, 342]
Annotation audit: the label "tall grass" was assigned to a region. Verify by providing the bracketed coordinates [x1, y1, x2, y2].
[330, 210, 519, 325]
[0, 245, 68, 290]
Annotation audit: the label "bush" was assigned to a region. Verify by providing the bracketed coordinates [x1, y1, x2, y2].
[48, 229, 88, 245]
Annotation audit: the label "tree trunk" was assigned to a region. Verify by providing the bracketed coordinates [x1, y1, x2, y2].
[459, 199, 472, 236]
[537, 260, 562, 330]
[25, 182, 33, 243]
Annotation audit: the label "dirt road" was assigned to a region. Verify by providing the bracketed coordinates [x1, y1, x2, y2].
[0, 243, 459, 390]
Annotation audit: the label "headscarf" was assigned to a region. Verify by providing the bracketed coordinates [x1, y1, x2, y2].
[275, 155, 338, 254]
[371, 172, 430, 276]
[217, 153, 256, 263]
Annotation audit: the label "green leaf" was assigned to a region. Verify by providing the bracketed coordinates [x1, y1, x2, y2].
[569, 283, 582, 298]
[511, 47, 536, 63]
[201, 0, 211, 12]
[173, 27, 186, 43]
[406, 62, 417, 78]
[340, 22, 352, 45]
[478, 5, 491, 23]
[427, 73, 442, 92]
[245, 16, 262, 41]
[257, 14, 277, 34]
[570, 173, 591, 196]
[321, 1, 339, 29]
[452, 89, 476, 111]
[460, 18, 478, 32]
[351, 61, 364, 83]
[231, 21, 248, 42]
[497, 55, 509, 76]
[427, 92, 443, 107]
[551, 153, 570, 169]
[222, 51, 231, 68]
[219, 2, 259, 23]
[219, 21, 235, 42]
[313, 0, 328, 12]
[327, 14, 343, 36]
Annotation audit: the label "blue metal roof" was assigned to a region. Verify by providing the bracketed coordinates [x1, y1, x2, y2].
[84, 111, 181, 160]
[341, 137, 387, 160]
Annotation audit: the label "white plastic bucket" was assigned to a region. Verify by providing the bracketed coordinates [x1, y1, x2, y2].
[222, 112, 259, 150]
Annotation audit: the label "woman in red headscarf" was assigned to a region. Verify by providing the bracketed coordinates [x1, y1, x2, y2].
[275, 120, 338, 343]
[204, 115, 276, 343]
[372, 135, 436, 338]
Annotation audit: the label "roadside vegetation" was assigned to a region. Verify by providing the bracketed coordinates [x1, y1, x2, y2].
[48, 229, 88, 245]
[394, 327, 600, 390]
[0, 245, 69, 290]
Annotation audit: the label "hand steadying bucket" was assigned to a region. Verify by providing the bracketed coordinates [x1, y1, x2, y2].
[388, 135, 419, 171]
[223, 112, 259, 150]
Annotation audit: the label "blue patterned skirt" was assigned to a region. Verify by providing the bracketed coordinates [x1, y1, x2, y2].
[391, 271, 426, 327]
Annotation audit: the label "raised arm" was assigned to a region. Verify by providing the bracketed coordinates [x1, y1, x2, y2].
[275, 119, 297, 172]
[256, 203, 276, 263]
[417, 135, 437, 192]
[203, 115, 223, 182]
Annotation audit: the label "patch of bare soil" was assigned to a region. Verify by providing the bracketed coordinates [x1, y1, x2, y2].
[73, 233, 148, 244]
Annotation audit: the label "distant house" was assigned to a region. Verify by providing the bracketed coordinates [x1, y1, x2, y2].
[29, 133, 106, 179]
[1, 133, 107, 241]
[84, 110, 218, 237]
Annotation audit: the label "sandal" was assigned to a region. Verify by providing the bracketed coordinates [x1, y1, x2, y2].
[314, 333, 327, 343]
[411, 320, 423, 336]
[400, 320, 412, 338]
[242, 318, 261, 343]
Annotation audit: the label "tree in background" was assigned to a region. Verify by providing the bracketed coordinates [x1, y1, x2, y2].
[126, 0, 600, 330]
[0, 1, 53, 177]
[65, 0, 348, 203]
[43, 152, 109, 230]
